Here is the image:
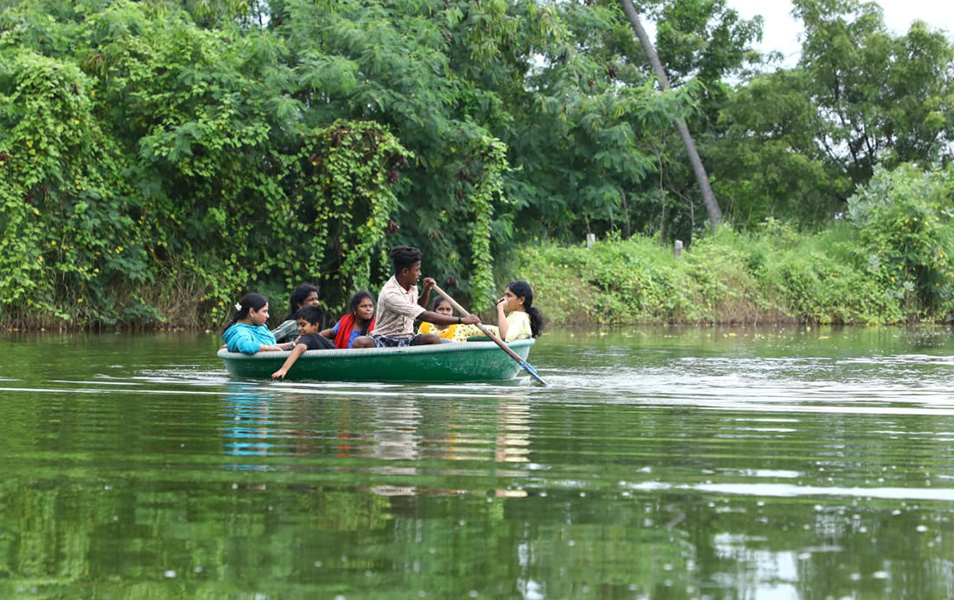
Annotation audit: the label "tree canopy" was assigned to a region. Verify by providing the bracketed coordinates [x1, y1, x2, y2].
[1, 0, 952, 328]
[712, 0, 954, 226]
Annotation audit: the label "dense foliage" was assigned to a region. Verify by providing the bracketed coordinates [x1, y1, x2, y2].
[1, 0, 953, 328]
[711, 0, 954, 226]
[520, 164, 954, 325]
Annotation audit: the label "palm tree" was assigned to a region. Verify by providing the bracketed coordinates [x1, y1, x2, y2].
[619, 0, 723, 227]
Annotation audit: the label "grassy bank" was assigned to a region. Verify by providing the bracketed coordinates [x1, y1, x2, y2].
[517, 165, 954, 327]
[519, 223, 954, 326]
[515, 229, 868, 326]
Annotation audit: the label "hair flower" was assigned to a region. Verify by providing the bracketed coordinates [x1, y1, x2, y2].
[234, 302, 242, 311]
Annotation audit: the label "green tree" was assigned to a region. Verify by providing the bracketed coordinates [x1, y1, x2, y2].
[796, 0, 954, 181]
[0, 0, 416, 326]
[711, 0, 954, 227]
[620, 0, 723, 229]
[614, 0, 762, 240]
[495, 0, 761, 243]
[710, 69, 851, 226]
[847, 163, 954, 318]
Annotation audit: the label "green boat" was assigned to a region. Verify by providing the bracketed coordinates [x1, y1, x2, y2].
[218, 339, 535, 382]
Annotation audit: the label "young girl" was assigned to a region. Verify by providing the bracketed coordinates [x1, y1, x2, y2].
[222, 293, 294, 354]
[272, 305, 335, 379]
[494, 280, 544, 341]
[417, 296, 459, 341]
[320, 290, 376, 349]
[456, 281, 544, 342]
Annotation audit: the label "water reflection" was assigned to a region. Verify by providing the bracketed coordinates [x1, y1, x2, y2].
[495, 400, 531, 464]
[222, 383, 274, 465]
[2, 328, 954, 599]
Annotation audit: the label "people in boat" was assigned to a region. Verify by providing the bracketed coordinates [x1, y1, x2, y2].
[417, 295, 464, 341]
[270, 283, 320, 343]
[319, 290, 376, 349]
[457, 280, 545, 342]
[352, 245, 480, 348]
[271, 306, 336, 379]
[223, 293, 295, 354]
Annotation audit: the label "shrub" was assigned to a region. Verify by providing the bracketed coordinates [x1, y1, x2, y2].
[847, 164, 954, 320]
[516, 174, 954, 327]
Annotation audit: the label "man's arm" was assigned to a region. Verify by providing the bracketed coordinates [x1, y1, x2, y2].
[418, 277, 436, 308]
[420, 310, 480, 326]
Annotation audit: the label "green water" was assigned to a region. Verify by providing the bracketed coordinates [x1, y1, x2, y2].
[1, 327, 953, 599]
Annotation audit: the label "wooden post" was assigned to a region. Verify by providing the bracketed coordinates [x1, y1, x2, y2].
[586, 233, 596, 249]
[674, 239, 683, 259]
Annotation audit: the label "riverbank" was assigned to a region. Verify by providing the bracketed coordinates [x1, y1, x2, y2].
[518, 225, 954, 327]
[7, 222, 953, 331]
[6, 159, 954, 332]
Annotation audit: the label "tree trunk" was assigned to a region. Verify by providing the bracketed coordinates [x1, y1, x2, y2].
[619, 0, 723, 228]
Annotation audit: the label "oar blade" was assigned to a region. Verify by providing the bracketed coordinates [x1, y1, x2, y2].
[519, 360, 548, 386]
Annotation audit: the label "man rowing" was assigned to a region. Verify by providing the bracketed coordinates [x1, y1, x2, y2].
[352, 245, 481, 348]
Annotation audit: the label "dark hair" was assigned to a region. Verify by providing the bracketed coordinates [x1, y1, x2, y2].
[295, 305, 323, 325]
[224, 293, 268, 332]
[390, 245, 422, 275]
[349, 290, 374, 315]
[431, 295, 451, 312]
[508, 280, 544, 338]
[286, 283, 319, 321]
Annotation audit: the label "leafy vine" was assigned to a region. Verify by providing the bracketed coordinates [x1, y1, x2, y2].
[466, 135, 510, 311]
[298, 120, 411, 314]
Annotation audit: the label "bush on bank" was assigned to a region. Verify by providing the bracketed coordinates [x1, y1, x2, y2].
[517, 164, 954, 326]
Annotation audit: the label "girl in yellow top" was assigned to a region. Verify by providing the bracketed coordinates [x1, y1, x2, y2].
[493, 280, 544, 341]
[417, 296, 460, 340]
[456, 280, 545, 342]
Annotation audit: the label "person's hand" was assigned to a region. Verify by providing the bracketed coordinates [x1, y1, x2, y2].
[496, 296, 506, 305]
[422, 277, 436, 291]
[462, 314, 481, 325]
[272, 369, 286, 379]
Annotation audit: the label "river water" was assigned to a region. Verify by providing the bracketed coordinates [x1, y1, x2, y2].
[1, 327, 953, 599]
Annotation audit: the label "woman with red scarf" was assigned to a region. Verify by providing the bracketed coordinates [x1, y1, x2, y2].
[320, 291, 376, 349]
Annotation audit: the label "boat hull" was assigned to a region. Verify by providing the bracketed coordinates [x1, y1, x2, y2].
[218, 339, 535, 382]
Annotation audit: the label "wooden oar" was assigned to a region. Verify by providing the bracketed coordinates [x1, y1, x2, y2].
[431, 284, 548, 386]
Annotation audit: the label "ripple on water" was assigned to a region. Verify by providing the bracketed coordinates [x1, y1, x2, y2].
[3, 330, 954, 599]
